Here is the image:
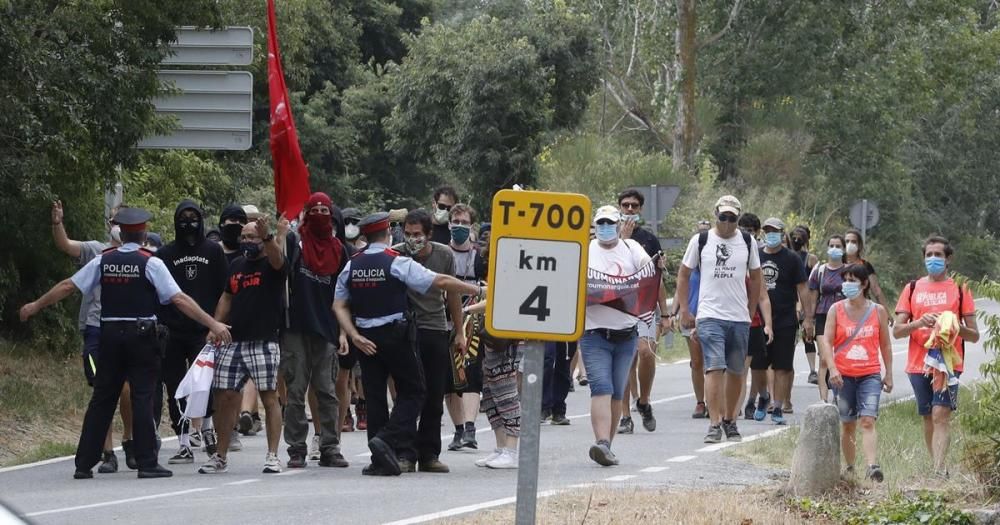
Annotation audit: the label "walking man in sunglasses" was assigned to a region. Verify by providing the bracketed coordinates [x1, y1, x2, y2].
[430, 186, 459, 245]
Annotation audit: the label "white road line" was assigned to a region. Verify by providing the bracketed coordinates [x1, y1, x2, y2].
[225, 478, 261, 486]
[0, 436, 180, 474]
[603, 475, 636, 482]
[673, 359, 691, 365]
[24, 487, 212, 517]
[666, 455, 696, 463]
[639, 466, 669, 473]
[696, 442, 738, 453]
[699, 427, 793, 452]
[381, 490, 562, 525]
[275, 469, 305, 476]
[567, 483, 595, 489]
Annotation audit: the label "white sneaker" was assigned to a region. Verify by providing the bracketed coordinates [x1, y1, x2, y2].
[229, 432, 242, 452]
[485, 448, 518, 469]
[475, 449, 502, 467]
[263, 452, 282, 474]
[308, 435, 321, 461]
[198, 453, 228, 474]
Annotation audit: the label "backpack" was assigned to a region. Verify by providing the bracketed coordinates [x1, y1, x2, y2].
[907, 278, 966, 351]
[697, 230, 753, 270]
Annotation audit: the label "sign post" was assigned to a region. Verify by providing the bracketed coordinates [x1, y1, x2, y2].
[486, 190, 591, 525]
[849, 199, 880, 245]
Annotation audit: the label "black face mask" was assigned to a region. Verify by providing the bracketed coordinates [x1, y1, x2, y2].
[241, 241, 262, 259]
[221, 223, 243, 249]
[791, 237, 805, 250]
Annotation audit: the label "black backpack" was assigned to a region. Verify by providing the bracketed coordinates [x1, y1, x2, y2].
[696, 230, 753, 270]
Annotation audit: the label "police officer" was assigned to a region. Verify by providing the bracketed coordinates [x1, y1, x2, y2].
[333, 212, 482, 476]
[20, 208, 232, 479]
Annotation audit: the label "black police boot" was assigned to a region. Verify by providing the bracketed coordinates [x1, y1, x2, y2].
[73, 469, 93, 480]
[137, 464, 173, 479]
[122, 440, 138, 470]
[97, 451, 119, 474]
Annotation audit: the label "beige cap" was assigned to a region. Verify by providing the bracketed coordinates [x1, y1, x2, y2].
[763, 217, 785, 230]
[388, 208, 408, 223]
[242, 204, 264, 220]
[714, 195, 742, 216]
[593, 205, 621, 224]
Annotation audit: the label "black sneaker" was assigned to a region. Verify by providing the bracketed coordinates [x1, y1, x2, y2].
[807, 371, 818, 385]
[637, 402, 656, 432]
[122, 440, 137, 470]
[203, 428, 218, 456]
[723, 420, 742, 442]
[588, 440, 618, 466]
[362, 463, 393, 476]
[461, 428, 478, 449]
[168, 446, 195, 464]
[319, 452, 349, 468]
[550, 414, 571, 426]
[743, 399, 755, 420]
[368, 437, 401, 476]
[287, 454, 307, 469]
[617, 416, 634, 434]
[866, 464, 884, 483]
[97, 451, 118, 474]
[238, 411, 254, 436]
[137, 464, 173, 479]
[73, 469, 93, 479]
[447, 431, 464, 451]
[704, 424, 723, 444]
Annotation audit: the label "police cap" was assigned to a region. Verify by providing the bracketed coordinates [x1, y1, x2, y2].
[111, 208, 152, 232]
[359, 212, 390, 236]
[342, 207, 362, 221]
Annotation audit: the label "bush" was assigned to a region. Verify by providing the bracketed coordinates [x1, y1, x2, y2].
[961, 278, 1000, 497]
[795, 492, 974, 525]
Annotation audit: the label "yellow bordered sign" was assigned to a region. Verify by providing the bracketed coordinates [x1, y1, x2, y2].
[485, 190, 591, 341]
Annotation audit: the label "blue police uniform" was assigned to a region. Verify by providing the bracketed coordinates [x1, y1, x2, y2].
[334, 213, 439, 474]
[70, 208, 181, 478]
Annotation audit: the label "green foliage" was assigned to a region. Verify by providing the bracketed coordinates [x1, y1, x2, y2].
[794, 492, 974, 525]
[962, 278, 1000, 496]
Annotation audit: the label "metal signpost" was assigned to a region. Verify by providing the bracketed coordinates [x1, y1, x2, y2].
[486, 190, 591, 525]
[849, 199, 880, 244]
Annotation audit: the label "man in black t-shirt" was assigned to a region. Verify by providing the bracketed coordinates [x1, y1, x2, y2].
[430, 186, 458, 245]
[748, 218, 815, 425]
[199, 215, 288, 475]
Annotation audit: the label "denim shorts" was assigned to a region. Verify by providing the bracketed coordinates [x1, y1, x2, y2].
[908, 372, 959, 416]
[696, 318, 750, 374]
[833, 373, 882, 422]
[579, 331, 638, 400]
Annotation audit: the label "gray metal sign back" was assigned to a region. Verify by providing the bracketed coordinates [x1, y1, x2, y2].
[160, 26, 254, 66]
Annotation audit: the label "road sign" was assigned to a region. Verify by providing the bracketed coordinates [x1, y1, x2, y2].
[161, 26, 254, 66]
[137, 70, 253, 151]
[627, 184, 680, 234]
[849, 199, 880, 230]
[486, 190, 591, 342]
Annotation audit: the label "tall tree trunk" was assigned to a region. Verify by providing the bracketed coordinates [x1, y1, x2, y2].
[673, 0, 697, 174]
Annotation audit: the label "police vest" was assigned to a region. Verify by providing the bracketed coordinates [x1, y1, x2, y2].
[100, 248, 158, 319]
[348, 249, 408, 319]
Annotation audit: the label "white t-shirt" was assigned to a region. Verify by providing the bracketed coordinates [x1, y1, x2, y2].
[681, 230, 761, 323]
[586, 239, 652, 330]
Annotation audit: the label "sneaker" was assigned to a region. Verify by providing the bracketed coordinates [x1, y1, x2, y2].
[568, 382, 575, 393]
[418, 457, 449, 473]
[704, 424, 723, 444]
[637, 402, 656, 432]
[356, 404, 368, 431]
[447, 431, 464, 451]
[362, 463, 393, 476]
[238, 411, 254, 436]
[189, 429, 203, 448]
[692, 401, 708, 419]
[122, 439, 137, 470]
[137, 464, 173, 479]
[342, 409, 355, 433]
[486, 448, 518, 469]
[577, 375, 589, 386]
[866, 464, 884, 483]
[287, 454, 307, 469]
[723, 420, 742, 442]
[202, 428, 217, 456]
[588, 440, 618, 466]
[397, 458, 416, 473]
[229, 432, 242, 452]
[263, 452, 282, 474]
[198, 453, 228, 474]
[807, 371, 818, 385]
[550, 414, 571, 426]
[540, 409, 552, 424]
[319, 452, 349, 468]
[73, 469, 93, 479]
[168, 446, 195, 464]
[476, 449, 503, 467]
[617, 416, 634, 434]
[97, 451, 118, 474]
[754, 394, 770, 422]
[251, 413, 263, 434]
[308, 435, 321, 461]
[461, 428, 478, 449]
[744, 399, 755, 420]
[771, 407, 787, 426]
[784, 403, 794, 414]
[368, 437, 401, 476]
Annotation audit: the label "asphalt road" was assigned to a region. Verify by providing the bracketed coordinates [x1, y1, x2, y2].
[2, 300, 994, 525]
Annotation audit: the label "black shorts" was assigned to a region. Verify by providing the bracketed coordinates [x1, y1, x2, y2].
[337, 345, 359, 372]
[814, 313, 828, 336]
[747, 326, 767, 369]
[766, 326, 797, 371]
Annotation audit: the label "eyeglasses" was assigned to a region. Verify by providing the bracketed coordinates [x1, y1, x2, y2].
[436, 203, 453, 212]
[717, 213, 738, 223]
[620, 201, 641, 210]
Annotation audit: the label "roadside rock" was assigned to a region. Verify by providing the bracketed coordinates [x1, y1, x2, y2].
[788, 403, 840, 496]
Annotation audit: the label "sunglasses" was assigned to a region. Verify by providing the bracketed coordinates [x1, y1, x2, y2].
[620, 202, 641, 210]
[436, 203, 453, 211]
[595, 219, 616, 226]
[717, 213, 738, 223]
[345, 218, 360, 225]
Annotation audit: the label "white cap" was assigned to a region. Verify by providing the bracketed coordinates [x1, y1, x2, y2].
[242, 205, 264, 220]
[593, 205, 621, 224]
[714, 195, 742, 216]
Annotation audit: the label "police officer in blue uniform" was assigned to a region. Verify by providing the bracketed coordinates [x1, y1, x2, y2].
[333, 212, 482, 476]
[20, 208, 232, 479]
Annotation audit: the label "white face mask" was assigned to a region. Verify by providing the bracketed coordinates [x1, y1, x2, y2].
[433, 209, 449, 224]
[109, 224, 122, 244]
[345, 224, 360, 240]
[846, 242, 859, 255]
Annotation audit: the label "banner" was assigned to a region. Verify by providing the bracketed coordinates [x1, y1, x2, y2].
[586, 255, 662, 326]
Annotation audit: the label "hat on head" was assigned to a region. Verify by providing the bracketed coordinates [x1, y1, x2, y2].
[342, 207, 362, 221]
[220, 204, 248, 225]
[305, 192, 332, 212]
[715, 195, 742, 216]
[763, 217, 785, 231]
[111, 208, 152, 232]
[388, 208, 408, 223]
[359, 212, 390, 236]
[593, 205, 621, 224]
[145, 232, 163, 248]
[242, 205, 264, 220]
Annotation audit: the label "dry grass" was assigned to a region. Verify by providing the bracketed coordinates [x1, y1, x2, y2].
[435, 486, 825, 525]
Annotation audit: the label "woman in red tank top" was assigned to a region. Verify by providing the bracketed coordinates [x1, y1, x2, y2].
[818, 264, 893, 483]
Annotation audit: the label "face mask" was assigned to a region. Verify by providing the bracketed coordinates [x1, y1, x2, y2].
[846, 242, 859, 255]
[433, 209, 449, 224]
[241, 241, 262, 259]
[345, 224, 360, 240]
[405, 236, 427, 253]
[305, 213, 333, 238]
[450, 224, 471, 245]
[841, 281, 862, 299]
[925, 256, 946, 276]
[791, 237, 805, 250]
[764, 232, 783, 249]
[622, 214, 641, 223]
[221, 223, 243, 249]
[109, 224, 121, 244]
[828, 247, 844, 261]
[179, 221, 200, 233]
[595, 223, 618, 242]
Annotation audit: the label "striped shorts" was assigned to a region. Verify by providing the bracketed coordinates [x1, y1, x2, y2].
[213, 340, 280, 392]
[480, 338, 523, 437]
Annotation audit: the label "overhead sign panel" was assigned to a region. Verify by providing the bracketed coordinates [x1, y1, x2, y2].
[161, 26, 254, 66]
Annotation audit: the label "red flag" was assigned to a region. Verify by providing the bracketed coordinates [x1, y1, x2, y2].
[267, 0, 310, 219]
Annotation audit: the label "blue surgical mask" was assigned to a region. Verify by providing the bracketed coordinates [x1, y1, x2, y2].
[764, 232, 783, 249]
[595, 223, 618, 242]
[925, 256, 946, 276]
[241, 241, 262, 259]
[828, 247, 844, 261]
[841, 281, 862, 299]
[450, 224, 471, 245]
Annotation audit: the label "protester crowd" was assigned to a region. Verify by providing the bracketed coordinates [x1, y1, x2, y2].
[18, 187, 979, 483]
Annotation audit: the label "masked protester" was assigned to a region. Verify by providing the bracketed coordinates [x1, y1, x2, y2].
[430, 186, 459, 245]
[219, 205, 249, 265]
[342, 207, 366, 250]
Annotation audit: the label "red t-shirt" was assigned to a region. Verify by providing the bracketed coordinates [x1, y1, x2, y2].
[832, 300, 882, 377]
[895, 277, 974, 374]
